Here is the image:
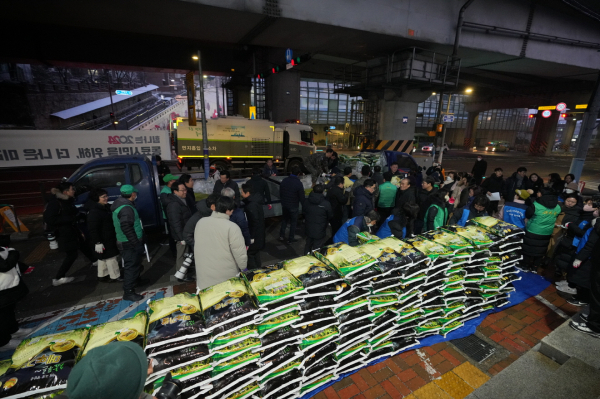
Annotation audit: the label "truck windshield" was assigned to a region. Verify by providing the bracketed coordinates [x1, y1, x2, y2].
[300, 130, 314, 144]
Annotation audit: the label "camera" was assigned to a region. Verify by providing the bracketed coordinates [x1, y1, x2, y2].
[174, 252, 194, 280]
[155, 372, 183, 399]
[46, 233, 58, 250]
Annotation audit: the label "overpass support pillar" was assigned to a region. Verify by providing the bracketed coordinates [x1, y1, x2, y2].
[378, 89, 431, 141]
[529, 111, 559, 156]
[560, 118, 578, 153]
[266, 70, 300, 123]
[463, 111, 479, 149]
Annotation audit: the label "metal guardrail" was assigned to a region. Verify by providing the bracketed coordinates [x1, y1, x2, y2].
[26, 81, 146, 93]
[133, 100, 187, 130]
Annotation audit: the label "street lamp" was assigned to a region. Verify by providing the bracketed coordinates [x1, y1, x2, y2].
[193, 51, 209, 180]
[465, 88, 473, 94]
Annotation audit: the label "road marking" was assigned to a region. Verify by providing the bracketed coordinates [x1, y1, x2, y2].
[535, 295, 569, 319]
[23, 241, 50, 265]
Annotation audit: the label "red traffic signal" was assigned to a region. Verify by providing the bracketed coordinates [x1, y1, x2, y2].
[560, 113, 567, 118]
[528, 114, 535, 119]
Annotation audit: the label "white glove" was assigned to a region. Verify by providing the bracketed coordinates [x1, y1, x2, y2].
[95, 243, 104, 254]
[573, 259, 582, 268]
[345, 187, 352, 192]
[179, 241, 186, 245]
[321, 173, 326, 177]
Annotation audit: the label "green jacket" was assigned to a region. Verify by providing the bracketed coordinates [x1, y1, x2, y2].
[526, 201, 561, 236]
[424, 204, 448, 230]
[378, 182, 398, 208]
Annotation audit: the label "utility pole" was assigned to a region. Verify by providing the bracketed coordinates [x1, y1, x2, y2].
[196, 50, 210, 180]
[569, 71, 600, 181]
[215, 76, 221, 118]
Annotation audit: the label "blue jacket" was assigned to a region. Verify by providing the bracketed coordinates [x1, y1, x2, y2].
[333, 216, 366, 246]
[376, 215, 406, 239]
[230, 207, 251, 246]
[280, 175, 305, 210]
[502, 201, 528, 229]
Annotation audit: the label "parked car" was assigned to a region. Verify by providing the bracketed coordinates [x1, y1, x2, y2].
[421, 143, 434, 153]
[422, 143, 448, 153]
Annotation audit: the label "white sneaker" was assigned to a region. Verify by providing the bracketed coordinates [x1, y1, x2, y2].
[92, 261, 98, 267]
[555, 280, 569, 287]
[11, 327, 35, 339]
[557, 284, 577, 295]
[52, 277, 75, 286]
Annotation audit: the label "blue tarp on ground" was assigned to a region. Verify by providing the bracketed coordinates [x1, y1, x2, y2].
[298, 271, 551, 399]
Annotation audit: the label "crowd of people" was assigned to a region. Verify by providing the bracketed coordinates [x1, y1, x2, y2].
[2, 151, 597, 351]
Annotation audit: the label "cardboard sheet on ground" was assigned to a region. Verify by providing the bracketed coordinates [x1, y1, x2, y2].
[298, 271, 551, 399]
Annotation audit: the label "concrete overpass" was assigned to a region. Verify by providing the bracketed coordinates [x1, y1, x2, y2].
[2, 0, 600, 157]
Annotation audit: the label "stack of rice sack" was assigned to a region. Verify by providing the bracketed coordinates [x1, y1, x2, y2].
[145, 293, 212, 399]
[0, 311, 150, 399]
[197, 277, 264, 399]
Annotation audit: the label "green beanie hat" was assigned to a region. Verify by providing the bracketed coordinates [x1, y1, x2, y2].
[66, 341, 147, 399]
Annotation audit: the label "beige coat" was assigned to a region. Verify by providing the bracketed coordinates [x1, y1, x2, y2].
[194, 212, 248, 290]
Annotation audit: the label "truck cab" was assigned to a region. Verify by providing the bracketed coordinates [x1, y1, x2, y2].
[275, 122, 316, 171]
[68, 155, 163, 228]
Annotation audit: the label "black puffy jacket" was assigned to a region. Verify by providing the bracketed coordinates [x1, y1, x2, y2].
[247, 174, 271, 204]
[164, 194, 192, 242]
[304, 192, 333, 239]
[280, 175, 305, 210]
[87, 201, 119, 259]
[327, 185, 348, 221]
[353, 186, 374, 217]
[43, 188, 80, 252]
[244, 193, 266, 247]
[481, 174, 504, 197]
[183, 200, 214, 247]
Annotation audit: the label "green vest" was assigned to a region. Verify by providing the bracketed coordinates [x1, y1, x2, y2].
[378, 182, 398, 208]
[424, 204, 448, 230]
[160, 186, 171, 219]
[112, 205, 143, 242]
[526, 201, 561, 236]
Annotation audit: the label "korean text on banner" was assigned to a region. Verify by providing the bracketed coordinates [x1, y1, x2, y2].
[0, 130, 171, 167]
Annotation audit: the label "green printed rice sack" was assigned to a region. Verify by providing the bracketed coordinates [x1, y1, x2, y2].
[146, 292, 207, 349]
[443, 225, 498, 247]
[358, 241, 409, 273]
[2, 328, 89, 398]
[300, 326, 340, 351]
[209, 324, 258, 351]
[300, 374, 335, 395]
[335, 342, 367, 361]
[470, 216, 524, 237]
[83, 311, 147, 357]
[147, 345, 211, 383]
[315, 243, 378, 278]
[199, 277, 259, 331]
[257, 311, 300, 337]
[223, 381, 260, 399]
[441, 321, 464, 337]
[404, 236, 453, 259]
[356, 231, 380, 243]
[151, 359, 213, 396]
[377, 237, 428, 265]
[243, 268, 305, 306]
[210, 350, 262, 378]
[420, 230, 474, 251]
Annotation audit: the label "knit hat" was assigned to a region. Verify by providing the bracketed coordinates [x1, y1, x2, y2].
[566, 182, 579, 192]
[66, 341, 147, 399]
[515, 189, 530, 200]
[120, 184, 138, 195]
[163, 174, 177, 183]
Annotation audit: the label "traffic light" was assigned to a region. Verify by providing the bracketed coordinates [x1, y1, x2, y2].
[110, 112, 115, 119]
[291, 54, 312, 66]
[272, 66, 280, 74]
[528, 114, 535, 119]
[560, 113, 567, 118]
